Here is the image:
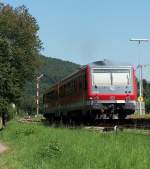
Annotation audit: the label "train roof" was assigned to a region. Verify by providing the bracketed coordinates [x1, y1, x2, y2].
[89, 59, 132, 67]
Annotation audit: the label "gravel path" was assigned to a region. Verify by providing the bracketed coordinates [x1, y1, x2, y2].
[0, 143, 7, 154]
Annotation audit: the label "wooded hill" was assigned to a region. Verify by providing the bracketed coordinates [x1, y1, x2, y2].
[20, 55, 80, 114]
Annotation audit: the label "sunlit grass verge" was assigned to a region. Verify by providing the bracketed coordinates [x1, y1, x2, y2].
[127, 113, 150, 119]
[0, 121, 150, 169]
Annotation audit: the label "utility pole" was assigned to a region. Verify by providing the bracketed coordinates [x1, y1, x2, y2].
[36, 74, 43, 116]
[130, 38, 149, 115]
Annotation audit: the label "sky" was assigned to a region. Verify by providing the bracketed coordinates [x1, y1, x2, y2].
[2, 0, 150, 80]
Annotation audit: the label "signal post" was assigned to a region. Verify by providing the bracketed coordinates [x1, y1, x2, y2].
[36, 74, 43, 116]
[130, 38, 149, 115]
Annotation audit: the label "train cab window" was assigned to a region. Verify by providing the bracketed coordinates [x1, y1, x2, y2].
[92, 68, 131, 87]
[112, 72, 130, 86]
[92, 72, 111, 86]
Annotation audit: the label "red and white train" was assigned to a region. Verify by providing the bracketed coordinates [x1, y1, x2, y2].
[43, 60, 137, 122]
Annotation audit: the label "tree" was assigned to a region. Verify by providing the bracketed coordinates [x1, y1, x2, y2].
[0, 3, 42, 117]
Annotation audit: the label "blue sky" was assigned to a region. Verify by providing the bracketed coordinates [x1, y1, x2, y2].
[2, 0, 150, 79]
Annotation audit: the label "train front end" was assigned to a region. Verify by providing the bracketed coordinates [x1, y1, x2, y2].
[87, 61, 137, 119]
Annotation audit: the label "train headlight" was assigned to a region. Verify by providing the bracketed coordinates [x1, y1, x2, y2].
[110, 96, 115, 100]
[126, 96, 130, 102]
[94, 96, 99, 100]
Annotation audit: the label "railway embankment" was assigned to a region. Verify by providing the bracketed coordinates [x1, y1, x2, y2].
[0, 120, 150, 169]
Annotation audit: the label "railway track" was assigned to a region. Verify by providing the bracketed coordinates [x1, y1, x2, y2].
[20, 115, 150, 131]
[94, 119, 150, 131]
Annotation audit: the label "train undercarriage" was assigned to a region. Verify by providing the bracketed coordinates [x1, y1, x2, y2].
[44, 102, 135, 125]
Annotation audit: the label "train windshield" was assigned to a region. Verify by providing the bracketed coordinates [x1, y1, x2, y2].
[92, 69, 130, 86]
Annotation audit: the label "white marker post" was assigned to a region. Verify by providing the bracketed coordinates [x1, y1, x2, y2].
[130, 38, 149, 115]
[36, 74, 44, 116]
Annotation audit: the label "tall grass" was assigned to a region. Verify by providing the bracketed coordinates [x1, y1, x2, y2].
[0, 121, 150, 169]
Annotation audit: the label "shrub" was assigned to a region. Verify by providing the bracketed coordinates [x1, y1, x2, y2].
[38, 141, 63, 158]
[15, 126, 35, 136]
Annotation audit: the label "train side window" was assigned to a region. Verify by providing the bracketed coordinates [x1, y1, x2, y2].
[74, 80, 76, 90]
[83, 74, 87, 89]
[79, 76, 82, 90]
[72, 79, 77, 95]
[60, 85, 65, 97]
[47, 90, 57, 100]
[73, 80, 76, 93]
[79, 74, 86, 90]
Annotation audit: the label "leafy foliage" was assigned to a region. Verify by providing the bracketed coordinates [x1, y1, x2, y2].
[143, 79, 150, 112]
[0, 3, 42, 115]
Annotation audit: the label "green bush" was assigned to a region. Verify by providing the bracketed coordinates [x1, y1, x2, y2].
[38, 141, 63, 158]
[15, 127, 35, 136]
[145, 99, 150, 113]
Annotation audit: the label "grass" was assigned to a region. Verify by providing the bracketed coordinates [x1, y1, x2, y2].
[0, 121, 150, 169]
[0, 118, 2, 129]
[127, 113, 150, 119]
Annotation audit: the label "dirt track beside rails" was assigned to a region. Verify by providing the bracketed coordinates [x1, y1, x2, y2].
[0, 143, 8, 154]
